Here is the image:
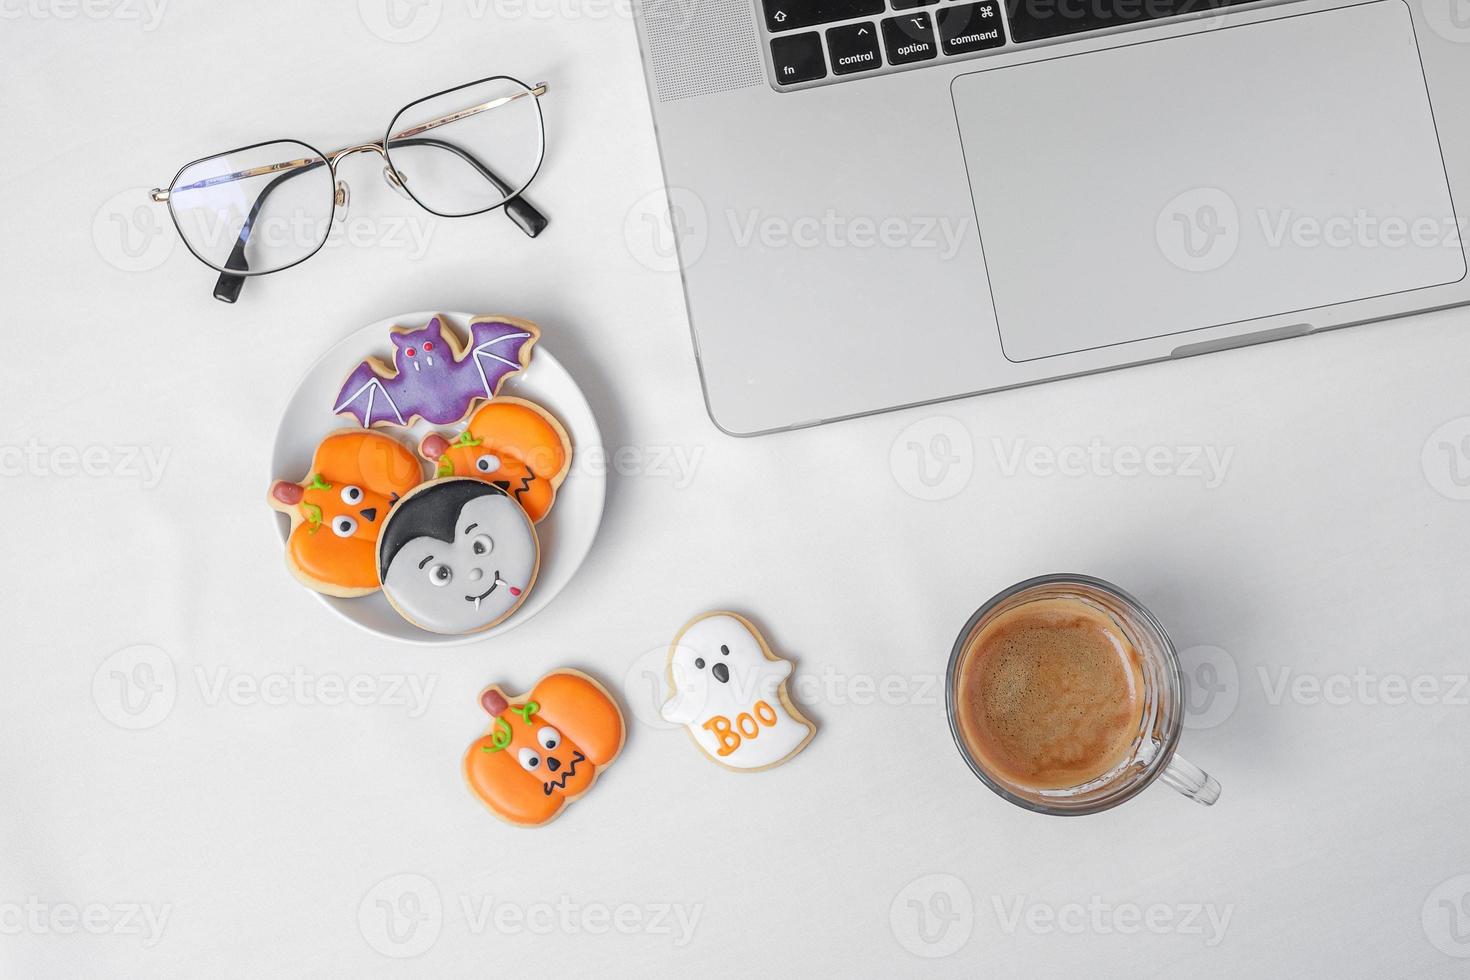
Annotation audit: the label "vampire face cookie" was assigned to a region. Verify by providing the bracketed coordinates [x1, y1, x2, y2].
[376, 477, 539, 635]
[419, 397, 572, 523]
[267, 430, 423, 597]
[333, 315, 539, 428]
[662, 612, 816, 771]
[464, 670, 625, 827]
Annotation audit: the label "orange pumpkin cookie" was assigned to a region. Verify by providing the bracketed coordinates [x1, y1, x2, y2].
[464, 670, 625, 827]
[268, 430, 423, 596]
[418, 397, 571, 523]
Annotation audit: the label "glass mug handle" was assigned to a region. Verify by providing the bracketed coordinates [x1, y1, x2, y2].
[1158, 753, 1222, 806]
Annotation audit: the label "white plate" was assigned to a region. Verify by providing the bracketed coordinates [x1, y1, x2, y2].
[270, 311, 605, 646]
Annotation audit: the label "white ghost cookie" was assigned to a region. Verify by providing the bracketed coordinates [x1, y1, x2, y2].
[661, 612, 816, 771]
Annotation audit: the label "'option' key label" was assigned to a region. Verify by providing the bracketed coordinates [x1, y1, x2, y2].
[882, 13, 938, 64]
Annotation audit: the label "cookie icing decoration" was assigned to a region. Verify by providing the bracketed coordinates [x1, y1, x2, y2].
[662, 612, 816, 771]
[419, 397, 572, 523]
[267, 430, 423, 596]
[376, 477, 539, 635]
[464, 670, 625, 827]
[333, 314, 539, 428]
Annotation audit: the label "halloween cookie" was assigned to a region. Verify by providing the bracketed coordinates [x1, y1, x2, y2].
[376, 477, 538, 635]
[268, 430, 423, 596]
[333, 314, 539, 428]
[662, 612, 816, 771]
[419, 397, 571, 523]
[465, 670, 626, 827]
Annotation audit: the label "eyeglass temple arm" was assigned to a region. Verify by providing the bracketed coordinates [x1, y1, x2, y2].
[385, 83, 547, 143]
[154, 83, 549, 199]
[386, 137, 548, 237]
[210, 157, 333, 302]
[212, 137, 546, 303]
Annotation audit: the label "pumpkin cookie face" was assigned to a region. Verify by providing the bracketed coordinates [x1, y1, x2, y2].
[267, 430, 424, 597]
[419, 398, 571, 523]
[376, 477, 539, 635]
[464, 670, 625, 827]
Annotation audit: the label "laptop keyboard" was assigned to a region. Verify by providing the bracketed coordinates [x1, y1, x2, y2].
[764, 0, 1256, 88]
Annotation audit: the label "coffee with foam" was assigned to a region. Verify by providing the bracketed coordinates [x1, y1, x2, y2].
[954, 597, 1145, 791]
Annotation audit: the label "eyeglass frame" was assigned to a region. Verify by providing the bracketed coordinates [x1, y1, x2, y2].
[148, 74, 549, 303]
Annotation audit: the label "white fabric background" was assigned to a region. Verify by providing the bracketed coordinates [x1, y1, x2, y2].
[4, 2, 1470, 977]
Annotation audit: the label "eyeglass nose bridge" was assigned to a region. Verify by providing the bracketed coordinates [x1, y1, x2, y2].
[328, 142, 409, 196]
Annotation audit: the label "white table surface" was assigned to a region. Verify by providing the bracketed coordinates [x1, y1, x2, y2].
[4, 3, 1470, 977]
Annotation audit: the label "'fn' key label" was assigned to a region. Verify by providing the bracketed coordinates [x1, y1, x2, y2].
[771, 32, 828, 84]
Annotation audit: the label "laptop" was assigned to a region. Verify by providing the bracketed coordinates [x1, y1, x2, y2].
[630, 0, 1470, 435]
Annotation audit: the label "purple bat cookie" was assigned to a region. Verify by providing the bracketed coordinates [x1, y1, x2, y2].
[334, 315, 539, 428]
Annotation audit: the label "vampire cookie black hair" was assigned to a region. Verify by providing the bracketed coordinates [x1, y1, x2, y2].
[377, 478, 510, 578]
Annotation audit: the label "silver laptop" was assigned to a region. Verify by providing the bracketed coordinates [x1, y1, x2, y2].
[631, 0, 1470, 435]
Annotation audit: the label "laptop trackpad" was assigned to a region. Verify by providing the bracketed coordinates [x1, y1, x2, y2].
[952, 1, 1466, 363]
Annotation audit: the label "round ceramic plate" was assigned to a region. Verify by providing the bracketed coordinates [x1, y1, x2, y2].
[270, 311, 605, 646]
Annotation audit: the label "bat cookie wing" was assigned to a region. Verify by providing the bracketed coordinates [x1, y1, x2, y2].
[333, 360, 408, 428]
[468, 317, 539, 400]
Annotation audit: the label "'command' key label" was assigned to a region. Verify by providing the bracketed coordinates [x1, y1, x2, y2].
[938, 1, 1007, 55]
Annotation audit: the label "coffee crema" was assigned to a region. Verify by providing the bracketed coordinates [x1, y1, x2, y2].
[955, 597, 1145, 791]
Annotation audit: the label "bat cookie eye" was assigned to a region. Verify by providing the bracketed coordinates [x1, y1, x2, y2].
[331, 516, 358, 537]
[475, 454, 501, 474]
[428, 563, 453, 586]
[340, 485, 363, 504]
[406, 347, 416, 357]
[423, 341, 433, 351]
[536, 726, 560, 750]
[517, 747, 541, 771]
[471, 534, 494, 557]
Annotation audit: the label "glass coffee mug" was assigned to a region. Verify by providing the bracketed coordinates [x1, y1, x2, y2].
[946, 574, 1220, 815]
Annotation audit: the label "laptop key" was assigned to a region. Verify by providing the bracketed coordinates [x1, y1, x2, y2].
[771, 32, 828, 84]
[764, 0, 884, 32]
[890, 0, 939, 10]
[1004, 0, 1253, 43]
[937, 1, 1006, 55]
[882, 13, 938, 64]
[826, 22, 884, 75]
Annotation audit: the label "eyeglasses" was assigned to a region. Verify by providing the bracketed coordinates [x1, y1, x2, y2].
[149, 74, 548, 303]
